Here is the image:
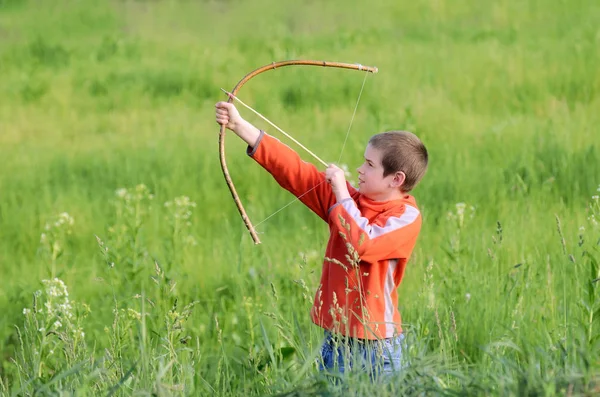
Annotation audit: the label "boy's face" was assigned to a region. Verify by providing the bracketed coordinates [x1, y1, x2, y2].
[356, 144, 405, 201]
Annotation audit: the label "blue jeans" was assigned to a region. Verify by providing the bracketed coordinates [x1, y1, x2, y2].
[318, 331, 405, 377]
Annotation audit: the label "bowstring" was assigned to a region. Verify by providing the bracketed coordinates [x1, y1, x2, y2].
[253, 72, 370, 234]
[338, 72, 369, 163]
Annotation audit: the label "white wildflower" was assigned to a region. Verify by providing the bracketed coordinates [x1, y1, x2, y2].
[23, 308, 31, 315]
[58, 302, 74, 318]
[40, 278, 74, 321]
[136, 183, 148, 193]
[165, 196, 196, 221]
[115, 188, 128, 198]
[53, 320, 62, 329]
[59, 212, 74, 226]
[448, 202, 475, 228]
[43, 278, 69, 298]
[465, 293, 471, 302]
[127, 308, 142, 320]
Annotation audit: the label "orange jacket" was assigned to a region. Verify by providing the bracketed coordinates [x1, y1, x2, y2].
[249, 132, 422, 340]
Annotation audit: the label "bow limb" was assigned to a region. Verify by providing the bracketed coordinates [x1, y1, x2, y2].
[219, 60, 378, 245]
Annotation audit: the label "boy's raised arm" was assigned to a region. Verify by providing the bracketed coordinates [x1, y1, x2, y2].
[216, 101, 339, 221]
[248, 132, 338, 221]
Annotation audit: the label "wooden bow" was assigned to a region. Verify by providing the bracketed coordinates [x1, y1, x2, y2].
[219, 60, 378, 244]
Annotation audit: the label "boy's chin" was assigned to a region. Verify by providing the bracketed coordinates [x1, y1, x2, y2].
[358, 186, 370, 195]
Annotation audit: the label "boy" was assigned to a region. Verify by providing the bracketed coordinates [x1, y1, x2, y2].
[215, 101, 428, 376]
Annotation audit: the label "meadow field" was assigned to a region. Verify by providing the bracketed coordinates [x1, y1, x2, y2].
[1, 0, 599, 395]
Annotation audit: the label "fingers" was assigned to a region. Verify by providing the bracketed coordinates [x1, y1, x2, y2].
[215, 102, 235, 126]
[215, 108, 229, 125]
[216, 116, 229, 126]
[326, 164, 342, 176]
[215, 101, 232, 109]
[325, 168, 333, 184]
[325, 164, 344, 185]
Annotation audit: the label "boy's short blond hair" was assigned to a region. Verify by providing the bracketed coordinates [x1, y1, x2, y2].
[368, 131, 428, 192]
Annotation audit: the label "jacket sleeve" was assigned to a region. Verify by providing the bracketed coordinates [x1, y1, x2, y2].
[248, 131, 357, 221]
[328, 198, 421, 264]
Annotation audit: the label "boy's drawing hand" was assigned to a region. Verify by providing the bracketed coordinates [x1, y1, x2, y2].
[215, 102, 243, 131]
[326, 164, 351, 201]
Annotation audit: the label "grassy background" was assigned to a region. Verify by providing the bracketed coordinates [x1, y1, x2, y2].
[1, 0, 599, 395]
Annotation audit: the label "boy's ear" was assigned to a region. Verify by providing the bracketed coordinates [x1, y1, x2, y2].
[391, 171, 406, 188]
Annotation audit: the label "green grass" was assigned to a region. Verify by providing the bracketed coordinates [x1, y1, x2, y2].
[1, 0, 600, 395]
